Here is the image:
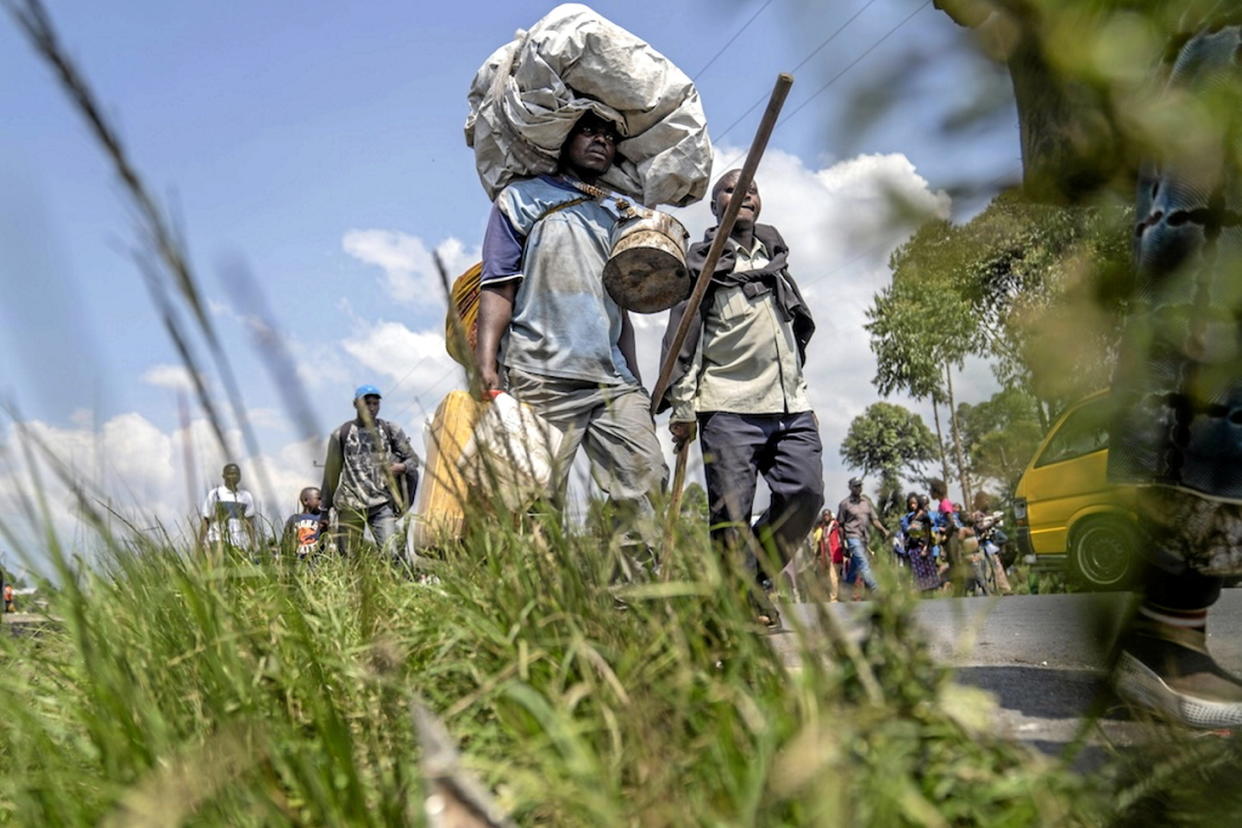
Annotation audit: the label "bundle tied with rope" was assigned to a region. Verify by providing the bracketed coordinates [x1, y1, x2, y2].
[446, 2, 712, 364]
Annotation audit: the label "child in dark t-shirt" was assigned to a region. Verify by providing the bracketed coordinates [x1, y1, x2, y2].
[283, 487, 325, 559]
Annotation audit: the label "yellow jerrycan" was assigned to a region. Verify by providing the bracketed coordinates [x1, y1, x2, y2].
[408, 390, 486, 550]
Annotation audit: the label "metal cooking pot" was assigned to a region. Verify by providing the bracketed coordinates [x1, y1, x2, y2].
[602, 209, 691, 314]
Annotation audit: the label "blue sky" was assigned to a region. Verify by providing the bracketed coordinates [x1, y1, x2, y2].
[0, 0, 1018, 543]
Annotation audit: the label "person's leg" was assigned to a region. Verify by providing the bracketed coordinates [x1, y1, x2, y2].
[335, 508, 366, 556]
[367, 503, 399, 560]
[500, 368, 589, 503]
[828, 561, 842, 602]
[1114, 490, 1242, 726]
[753, 411, 824, 568]
[573, 384, 667, 577]
[699, 412, 780, 622]
[984, 540, 1013, 594]
[698, 412, 766, 574]
[846, 536, 879, 593]
[578, 384, 668, 508]
[778, 542, 814, 602]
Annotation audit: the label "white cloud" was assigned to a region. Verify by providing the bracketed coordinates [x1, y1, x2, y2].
[140, 363, 198, 393]
[246, 407, 285, 430]
[338, 320, 465, 445]
[342, 230, 480, 306]
[0, 412, 325, 573]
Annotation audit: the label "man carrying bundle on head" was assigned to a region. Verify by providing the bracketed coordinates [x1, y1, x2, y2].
[658, 170, 824, 627]
[461, 5, 712, 547]
[474, 111, 667, 527]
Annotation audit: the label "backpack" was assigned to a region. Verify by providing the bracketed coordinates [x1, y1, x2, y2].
[339, 419, 420, 514]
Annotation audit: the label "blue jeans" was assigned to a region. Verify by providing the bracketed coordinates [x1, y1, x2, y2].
[845, 536, 879, 592]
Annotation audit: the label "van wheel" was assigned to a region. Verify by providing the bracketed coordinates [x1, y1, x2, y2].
[1068, 517, 1138, 591]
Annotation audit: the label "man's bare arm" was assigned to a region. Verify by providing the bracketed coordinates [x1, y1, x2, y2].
[476, 282, 518, 395]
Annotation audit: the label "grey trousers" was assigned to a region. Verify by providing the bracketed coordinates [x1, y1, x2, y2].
[506, 367, 668, 510]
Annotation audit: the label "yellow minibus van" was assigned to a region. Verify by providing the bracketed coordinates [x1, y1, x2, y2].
[1011, 391, 1139, 589]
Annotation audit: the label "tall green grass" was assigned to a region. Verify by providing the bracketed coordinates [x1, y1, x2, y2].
[0, 506, 1101, 826]
[7, 1, 1242, 824]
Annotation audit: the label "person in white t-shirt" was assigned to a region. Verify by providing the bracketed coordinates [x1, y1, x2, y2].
[197, 463, 258, 550]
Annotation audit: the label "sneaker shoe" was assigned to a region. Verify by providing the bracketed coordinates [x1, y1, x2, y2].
[1114, 627, 1242, 729]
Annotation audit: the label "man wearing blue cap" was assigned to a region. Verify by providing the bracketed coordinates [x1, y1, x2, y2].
[321, 385, 420, 557]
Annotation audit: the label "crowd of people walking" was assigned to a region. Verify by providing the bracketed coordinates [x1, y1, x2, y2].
[795, 479, 1015, 601]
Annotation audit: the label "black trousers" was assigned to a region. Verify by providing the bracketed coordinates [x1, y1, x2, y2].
[698, 410, 825, 576]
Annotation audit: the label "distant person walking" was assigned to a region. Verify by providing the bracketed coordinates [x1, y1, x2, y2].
[197, 463, 258, 551]
[283, 486, 325, 559]
[901, 492, 942, 593]
[837, 478, 890, 595]
[812, 509, 845, 601]
[929, 478, 966, 593]
[321, 385, 419, 558]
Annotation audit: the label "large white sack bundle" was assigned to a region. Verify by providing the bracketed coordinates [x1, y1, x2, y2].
[465, 3, 712, 208]
[459, 392, 565, 512]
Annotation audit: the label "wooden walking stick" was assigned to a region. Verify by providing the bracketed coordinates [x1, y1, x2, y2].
[660, 438, 692, 561]
[654, 73, 793, 556]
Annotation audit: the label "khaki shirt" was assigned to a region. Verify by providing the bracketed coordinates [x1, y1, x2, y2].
[668, 237, 811, 421]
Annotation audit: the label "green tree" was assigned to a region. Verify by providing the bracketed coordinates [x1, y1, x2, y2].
[840, 403, 938, 513]
[679, 482, 709, 523]
[866, 223, 982, 505]
[871, 192, 1130, 426]
[956, 387, 1046, 495]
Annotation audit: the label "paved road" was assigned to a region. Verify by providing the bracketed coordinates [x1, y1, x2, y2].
[773, 591, 1242, 766]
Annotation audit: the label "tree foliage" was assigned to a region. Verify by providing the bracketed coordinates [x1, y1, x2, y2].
[840, 403, 938, 493]
[869, 191, 1132, 417]
[956, 387, 1046, 494]
[866, 221, 977, 402]
[679, 481, 709, 523]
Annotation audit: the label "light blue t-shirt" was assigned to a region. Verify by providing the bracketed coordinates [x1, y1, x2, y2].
[485, 175, 637, 386]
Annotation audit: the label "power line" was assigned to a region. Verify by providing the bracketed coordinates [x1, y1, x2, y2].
[716, 0, 931, 172]
[776, 0, 932, 131]
[392, 365, 463, 424]
[693, 0, 775, 80]
[713, 0, 881, 146]
[384, 350, 439, 399]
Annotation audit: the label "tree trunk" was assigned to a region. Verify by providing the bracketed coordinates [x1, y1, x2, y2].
[1034, 396, 1050, 432]
[944, 361, 972, 507]
[935, 0, 1124, 204]
[931, 395, 952, 487]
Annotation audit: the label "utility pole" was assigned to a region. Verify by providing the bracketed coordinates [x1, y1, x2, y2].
[930, 395, 952, 488]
